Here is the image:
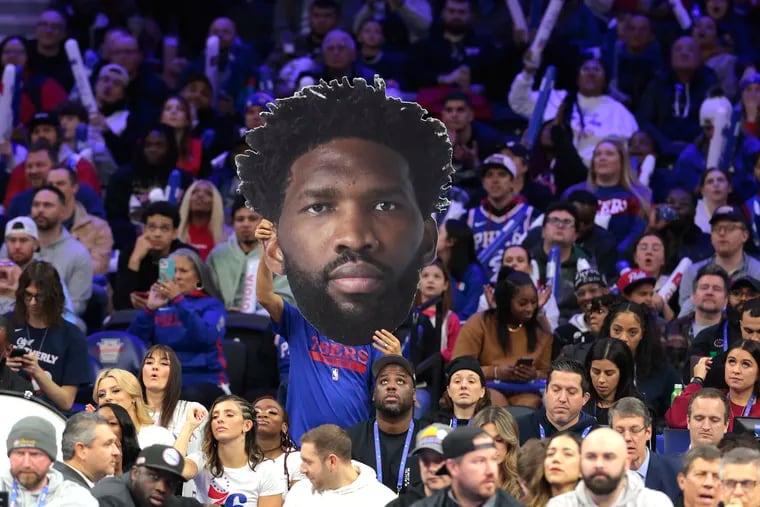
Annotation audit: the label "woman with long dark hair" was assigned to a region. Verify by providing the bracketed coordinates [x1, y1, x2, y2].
[5, 261, 91, 412]
[253, 396, 304, 498]
[667, 340, 760, 431]
[139, 345, 207, 455]
[160, 95, 205, 177]
[582, 338, 642, 425]
[184, 395, 285, 506]
[97, 403, 141, 474]
[412, 259, 462, 362]
[436, 219, 489, 320]
[128, 248, 229, 406]
[453, 270, 552, 407]
[599, 301, 679, 419]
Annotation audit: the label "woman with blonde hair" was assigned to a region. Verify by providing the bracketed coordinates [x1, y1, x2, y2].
[93, 368, 202, 451]
[563, 137, 652, 255]
[470, 406, 521, 499]
[177, 180, 231, 260]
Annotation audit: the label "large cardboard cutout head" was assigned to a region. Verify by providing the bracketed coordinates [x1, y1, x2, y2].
[236, 76, 453, 345]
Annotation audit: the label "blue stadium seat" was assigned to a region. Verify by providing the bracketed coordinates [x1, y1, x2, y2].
[663, 428, 691, 454]
[87, 331, 148, 377]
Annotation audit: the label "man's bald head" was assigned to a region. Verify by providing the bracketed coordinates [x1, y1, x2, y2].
[583, 428, 626, 455]
[210, 17, 236, 48]
[581, 428, 628, 497]
[322, 29, 356, 71]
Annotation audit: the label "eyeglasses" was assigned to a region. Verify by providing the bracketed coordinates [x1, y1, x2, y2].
[613, 425, 647, 437]
[712, 224, 746, 235]
[23, 291, 45, 302]
[546, 217, 575, 229]
[722, 479, 758, 490]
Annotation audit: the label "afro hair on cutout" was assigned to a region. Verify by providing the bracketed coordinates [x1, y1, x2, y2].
[235, 75, 454, 222]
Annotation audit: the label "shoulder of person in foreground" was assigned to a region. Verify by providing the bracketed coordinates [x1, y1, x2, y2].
[54, 479, 100, 506]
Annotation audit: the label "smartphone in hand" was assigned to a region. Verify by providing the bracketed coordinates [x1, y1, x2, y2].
[516, 357, 534, 368]
[9, 348, 27, 358]
[159, 258, 175, 282]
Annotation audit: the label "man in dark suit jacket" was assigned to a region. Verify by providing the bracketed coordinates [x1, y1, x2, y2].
[55, 412, 121, 489]
[610, 396, 681, 502]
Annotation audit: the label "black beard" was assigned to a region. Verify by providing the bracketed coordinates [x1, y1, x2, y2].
[583, 471, 624, 496]
[282, 248, 424, 345]
[374, 397, 414, 419]
[444, 23, 469, 36]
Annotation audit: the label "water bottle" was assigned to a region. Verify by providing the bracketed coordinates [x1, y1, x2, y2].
[671, 383, 683, 404]
[75, 123, 88, 153]
[166, 169, 181, 205]
[546, 246, 561, 299]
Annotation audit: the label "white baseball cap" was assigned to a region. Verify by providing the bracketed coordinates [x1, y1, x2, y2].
[5, 217, 39, 240]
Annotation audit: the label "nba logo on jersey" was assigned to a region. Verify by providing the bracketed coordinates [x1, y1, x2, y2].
[332, 368, 340, 381]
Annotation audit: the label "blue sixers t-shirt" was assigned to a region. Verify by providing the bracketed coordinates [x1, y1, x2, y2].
[274, 301, 383, 443]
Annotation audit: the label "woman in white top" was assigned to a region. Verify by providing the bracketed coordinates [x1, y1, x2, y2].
[184, 395, 284, 507]
[93, 368, 177, 449]
[140, 344, 207, 451]
[253, 396, 305, 498]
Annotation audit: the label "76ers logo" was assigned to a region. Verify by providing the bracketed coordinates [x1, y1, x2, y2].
[208, 479, 248, 507]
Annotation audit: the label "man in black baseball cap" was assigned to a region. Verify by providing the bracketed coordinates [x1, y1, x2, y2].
[27, 112, 61, 147]
[554, 268, 610, 356]
[347, 355, 420, 493]
[414, 427, 522, 506]
[92, 444, 202, 507]
[678, 204, 760, 317]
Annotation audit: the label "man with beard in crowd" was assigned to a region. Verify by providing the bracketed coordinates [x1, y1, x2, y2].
[207, 194, 293, 312]
[0, 416, 97, 505]
[346, 355, 420, 494]
[412, 426, 523, 507]
[664, 263, 729, 375]
[237, 76, 450, 347]
[553, 269, 610, 358]
[684, 277, 760, 389]
[547, 428, 673, 506]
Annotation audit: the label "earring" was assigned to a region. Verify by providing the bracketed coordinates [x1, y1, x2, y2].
[196, 281, 203, 290]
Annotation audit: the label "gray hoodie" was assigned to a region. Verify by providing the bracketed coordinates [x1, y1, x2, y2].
[546, 470, 674, 507]
[283, 461, 397, 507]
[38, 228, 93, 315]
[0, 465, 98, 507]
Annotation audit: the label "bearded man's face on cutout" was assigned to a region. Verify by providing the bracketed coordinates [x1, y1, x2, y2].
[237, 77, 452, 346]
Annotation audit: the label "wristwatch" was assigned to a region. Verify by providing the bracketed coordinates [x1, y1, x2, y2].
[690, 376, 704, 386]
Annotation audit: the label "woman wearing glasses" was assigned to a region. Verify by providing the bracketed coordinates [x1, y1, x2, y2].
[5, 261, 91, 411]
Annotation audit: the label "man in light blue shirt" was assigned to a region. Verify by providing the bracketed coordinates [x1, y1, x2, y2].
[609, 397, 680, 502]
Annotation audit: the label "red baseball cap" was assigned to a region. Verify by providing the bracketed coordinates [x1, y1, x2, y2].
[617, 269, 656, 295]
